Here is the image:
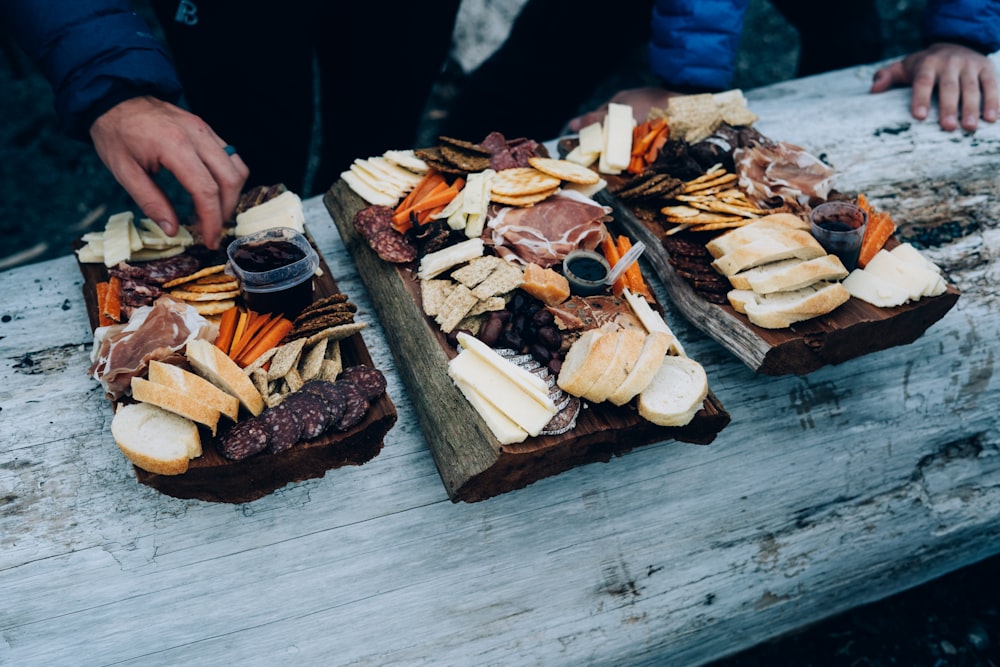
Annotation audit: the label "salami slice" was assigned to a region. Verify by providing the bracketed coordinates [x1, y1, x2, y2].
[218, 418, 270, 461]
[261, 401, 304, 454]
[338, 365, 387, 402]
[334, 380, 369, 432]
[353, 205, 394, 238]
[281, 391, 331, 440]
[369, 229, 417, 264]
[301, 380, 347, 426]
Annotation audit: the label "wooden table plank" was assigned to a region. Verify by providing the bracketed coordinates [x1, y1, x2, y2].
[2, 56, 999, 666]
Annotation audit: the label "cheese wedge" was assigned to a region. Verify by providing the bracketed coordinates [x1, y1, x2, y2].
[863, 250, 941, 301]
[103, 211, 135, 267]
[417, 238, 484, 280]
[841, 269, 911, 307]
[456, 333, 551, 403]
[452, 377, 530, 444]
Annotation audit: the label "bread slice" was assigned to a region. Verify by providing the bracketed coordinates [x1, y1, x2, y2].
[726, 289, 759, 314]
[729, 254, 848, 293]
[637, 356, 709, 427]
[557, 325, 620, 399]
[185, 338, 264, 416]
[147, 360, 240, 422]
[581, 327, 646, 403]
[111, 402, 202, 475]
[705, 213, 810, 258]
[742, 281, 850, 329]
[131, 376, 221, 435]
[711, 228, 825, 276]
[607, 331, 672, 406]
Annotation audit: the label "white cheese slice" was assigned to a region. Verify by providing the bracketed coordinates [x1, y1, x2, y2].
[125, 214, 144, 252]
[433, 189, 465, 221]
[456, 332, 552, 402]
[339, 170, 398, 208]
[138, 218, 193, 249]
[889, 243, 941, 274]
[452, 377, 529, 444]
[602, 103, 634, 172]
[863, 250, 936, 302]
[235, 190, 307, 235]
[349, 161, 406, 201]
[841, 268, 911, 307]
[76, 242, 104, 264]
[383, 149, 429, 174]
[448, 349, 556, 437]
[565, 145, 599, 167]
[102, 211, 134, 267]
[622, 289, 685, 356]
[366, 156, 424, 188]
[578, 121, 604, 155]
[564, 178, 606, 199]
[417, 238, 484, 280]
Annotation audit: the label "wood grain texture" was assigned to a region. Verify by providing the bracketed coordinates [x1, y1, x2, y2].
[1, 58, 998, 667]
[324, 180, 729, 502]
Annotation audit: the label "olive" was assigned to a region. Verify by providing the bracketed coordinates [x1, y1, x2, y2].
[536, 325, 562, 350]
[531, 308, 554, 327]
[478, 316, 503, 347]
[500, 329, 523, 350]
[547, 357, 563, 375]
[530, 344, 551, 364]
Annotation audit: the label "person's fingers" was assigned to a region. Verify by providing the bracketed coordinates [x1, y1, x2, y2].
[930, 58, 961, 131]
[870, 61, 907, 93]
[569, 106, 608, 133]
[959, 66, 982, 132]
[981, 66, 1000, 123]
[159, 147, 226, 250]
[113, 161, 179, 235]
[200, 144, 250, 223]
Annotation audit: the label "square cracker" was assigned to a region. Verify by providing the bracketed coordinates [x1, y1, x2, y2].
[471, 262, 523, 299]
[420, 279, 454, 317]
[451, 255, 504, 288]
[435, 284, 479, 333]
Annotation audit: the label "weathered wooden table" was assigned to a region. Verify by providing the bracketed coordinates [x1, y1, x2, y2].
[2, 58, 998, 666]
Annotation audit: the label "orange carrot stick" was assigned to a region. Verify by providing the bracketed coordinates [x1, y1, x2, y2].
[236, 317, 294, 367]
[855, 195, 897, 268]
[215, 305, 240, 353]
[104, 276, 122, 323]
[96, 281, 112, 327]
[229, 311, 273, 361]
[618, 235, 653, 300]
[601, 235, 628, 295]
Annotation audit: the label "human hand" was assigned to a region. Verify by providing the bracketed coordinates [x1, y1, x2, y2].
[568, 86, 682, 132]
[89, 96, 249, 249]
[870, 43, 998, 132]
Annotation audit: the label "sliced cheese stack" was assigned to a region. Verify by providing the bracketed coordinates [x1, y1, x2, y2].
[709, 214, 851, 329]
[342, 149, 429, 207]
[448, 332, 557, 444]
[433, 168, 495, 238]
[234, 190, 305, 236]
[77, 212, 193, 265]
[842, 244, 946, 307]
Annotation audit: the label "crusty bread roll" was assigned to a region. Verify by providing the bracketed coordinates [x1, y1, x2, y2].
[739, 281, 850, 329]
[111, 402, 202, 475]
[728, 254, 848, 293]
[185, 338, 264, 416]
[607, 331, 672, 406]
[147, 360, 240, 422]
[581, 327, 646, 403]
[637, 356, 708, 427]
[131, 376, 221, 435]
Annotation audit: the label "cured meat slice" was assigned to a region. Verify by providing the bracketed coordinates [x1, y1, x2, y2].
[219, 418, 270, 460]
[261, 401, 303, 454]
[334, 380, 369, 432]
[370, 229, 417, 264]
[301, 380, 348, 427]
[282, 391, 330, 440]
[110, 253, 201, 286]
[338, 366, 387, 402]
[353, 205, 394, 238]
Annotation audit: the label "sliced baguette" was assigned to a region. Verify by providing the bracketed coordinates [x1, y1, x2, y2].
[582, 327, 646, 403]
[742, 281, 850, 329]
[111, 402, 202, 475]
[557, 325, 620, 399]
[711, 229, 826, 276]
[726, 289, 759, 314]
[147, 360, 240, 422]
[185, 338, 264, 416]
[637, 356, 708, 427]
[607, 331, 672, 406]
[131, 376, 221, 435]
[705, 213, 810, 258]
[729, 254, 848, 293]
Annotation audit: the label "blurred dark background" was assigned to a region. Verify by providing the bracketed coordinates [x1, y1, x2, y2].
[1, 1, 998, 664]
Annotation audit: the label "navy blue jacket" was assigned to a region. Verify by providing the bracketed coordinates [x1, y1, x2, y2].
[1, 1, 182, 140]
[650, 0, 1000, 91]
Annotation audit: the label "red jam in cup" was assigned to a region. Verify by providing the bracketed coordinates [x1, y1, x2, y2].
[226, 227, 318, 318]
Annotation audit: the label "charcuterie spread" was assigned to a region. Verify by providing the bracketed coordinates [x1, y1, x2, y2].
[327, 131, 730, 502]
[76, 186, 396, 502]
[558, 91, 960, 375]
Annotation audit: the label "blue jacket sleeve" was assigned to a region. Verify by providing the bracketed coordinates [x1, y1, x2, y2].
[0, 0, 183, 140]
[922, 0, 1000, 54]
[648, 0, 751, 92]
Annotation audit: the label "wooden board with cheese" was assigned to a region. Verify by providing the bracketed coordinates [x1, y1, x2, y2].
[325, 173, 730, 503]
[75, 201, 397, 503]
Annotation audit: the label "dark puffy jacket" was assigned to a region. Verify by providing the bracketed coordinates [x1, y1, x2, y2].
[649, 0, 1000, 91]
[1, 0, 182, 140]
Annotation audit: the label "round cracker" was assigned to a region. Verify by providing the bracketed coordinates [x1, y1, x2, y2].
[183, 280, 240, 293]
[192, 299, 237, 315]
[527, 157, 600, 185]
[169, 288, 241, 301]
[490, 168, 560, 197]
[161, 264, 227, 288]
[490, 188, 559, 207]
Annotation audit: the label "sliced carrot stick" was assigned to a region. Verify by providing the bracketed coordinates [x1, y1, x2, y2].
[645, 123, 669, 164]
[236, 317, 294, 367]
[214, 305, 240, 353]
[601, 235, 628, 296]
[229, 311, 273, 361]
[392, 181, 450, 229]
[618, 235, 653, 300]
[96, 281, 112, 327]
[103, 276, 122, 323]
[396, 170, 445, 215]
[855, 194, 897, 268]
[228, 308, 250, 358]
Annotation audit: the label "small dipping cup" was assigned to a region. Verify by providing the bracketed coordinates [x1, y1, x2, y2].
[226, 227, 318, 318]
[809, 201, 868, 271]
[563, 249, 611, 296]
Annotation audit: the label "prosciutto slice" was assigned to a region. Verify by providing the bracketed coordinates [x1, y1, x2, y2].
[89, 296, 216, 399]
[735, 141, 834, 207]
[487, 190, 610, 269]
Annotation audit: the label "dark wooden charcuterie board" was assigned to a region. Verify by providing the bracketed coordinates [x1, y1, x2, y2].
[77, 235, 397, 503]
[324, 179, 730, 503]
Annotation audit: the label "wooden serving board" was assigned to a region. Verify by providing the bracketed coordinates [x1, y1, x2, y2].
[324, 179, 730, 503]
[77, 234, 397, 503]
[601, 194, 961, 375]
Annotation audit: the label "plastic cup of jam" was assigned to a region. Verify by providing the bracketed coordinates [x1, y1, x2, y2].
[563, 249, 611, 296]
[809, 201, 868, 271]
[226, 227, 319, 318]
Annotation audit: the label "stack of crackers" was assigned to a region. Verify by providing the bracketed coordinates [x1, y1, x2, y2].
[162, 265, 240, 319]
[421, 255, 524, 334]
[659, 164, 789, 235]
[652, 89, 758, 144]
